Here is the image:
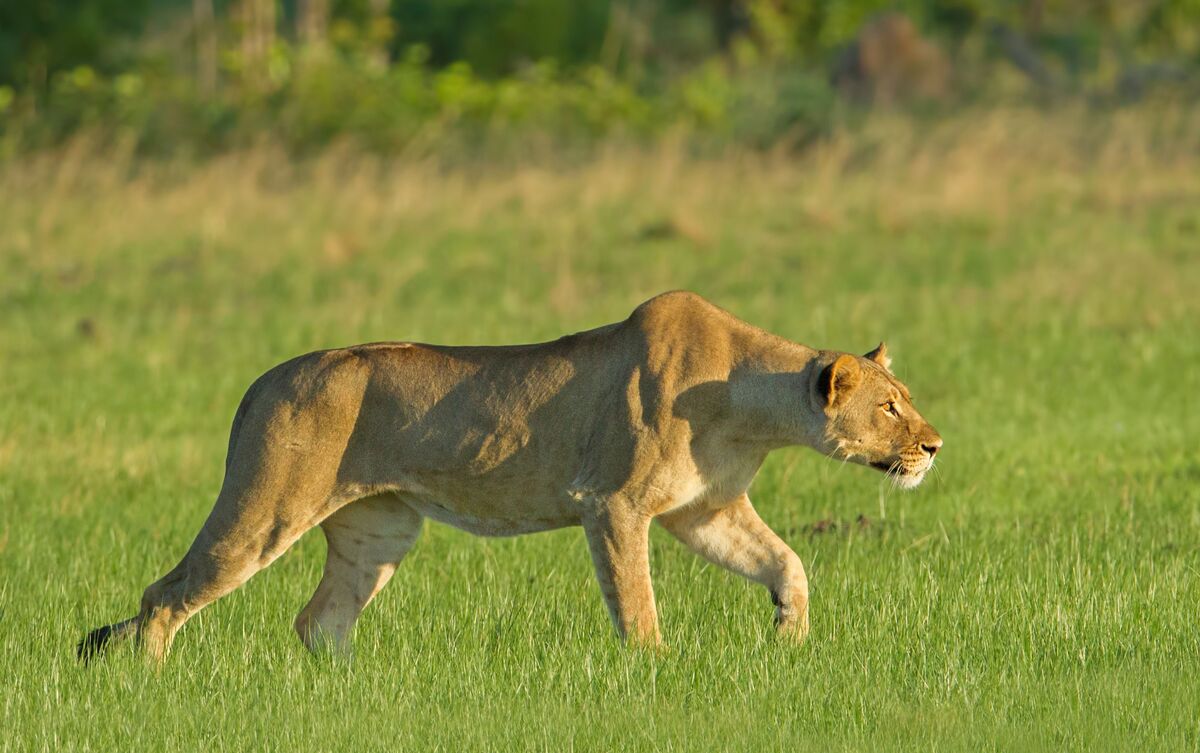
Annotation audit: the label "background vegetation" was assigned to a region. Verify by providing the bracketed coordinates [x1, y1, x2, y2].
[2, 0, 1200, 156]
[2, 1, 1199, 751]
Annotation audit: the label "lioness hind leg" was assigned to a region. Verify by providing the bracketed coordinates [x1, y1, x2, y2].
[294, 494, 423, 654]
[135, 503, 317, 661]
[80, 352, 374, 663]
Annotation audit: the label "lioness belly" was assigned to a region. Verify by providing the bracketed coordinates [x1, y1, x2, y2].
[403, 496, 580, 536]
[380, 474, 582, 537]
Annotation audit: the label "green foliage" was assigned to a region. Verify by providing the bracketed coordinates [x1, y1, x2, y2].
[1, 1, 1199, 156]
[727, 64, 836, 147]
[1138, 0, 1200, 58]
[0, 0, 151, 88]
[1, 37, 841, 157]
[278, 53, 659, 152]
[390, 0, 613, 75]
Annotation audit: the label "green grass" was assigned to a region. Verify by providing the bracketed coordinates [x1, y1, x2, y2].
[2, 113, 1200, 751]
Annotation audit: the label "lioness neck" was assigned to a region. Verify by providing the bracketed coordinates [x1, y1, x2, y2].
[633, 291, 827, 451]
[723, 327, 825, 450]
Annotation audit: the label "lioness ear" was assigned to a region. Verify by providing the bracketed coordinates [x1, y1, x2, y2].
[818, 354, 862, 408]
[864, 341, 891, 371]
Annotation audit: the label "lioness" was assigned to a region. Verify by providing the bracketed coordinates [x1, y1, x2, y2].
[79, 291, 941, 661]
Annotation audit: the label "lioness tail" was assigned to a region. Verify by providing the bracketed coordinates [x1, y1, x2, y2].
[76, 618, 136, 664]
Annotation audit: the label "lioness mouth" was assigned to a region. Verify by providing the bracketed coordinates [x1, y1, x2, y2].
[870, 461, 894, 472]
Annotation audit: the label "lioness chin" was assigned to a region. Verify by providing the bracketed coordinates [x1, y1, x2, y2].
[78, 291, 941, 661]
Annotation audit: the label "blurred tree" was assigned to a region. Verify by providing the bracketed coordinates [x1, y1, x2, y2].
[0, 0, 151, 88]
[598, 1, 657, 78]
[367, 0, 393, 69]
[235, 0, 276, 87]
[193, 0, 218, 92]
[706, 0, 751, 51]
[1023, 0, 1045, 34]
[389, 0, 611, 75]
[297, 0, 330, 46]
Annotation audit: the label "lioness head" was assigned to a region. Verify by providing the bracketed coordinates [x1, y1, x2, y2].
[812, 343, 942, 489]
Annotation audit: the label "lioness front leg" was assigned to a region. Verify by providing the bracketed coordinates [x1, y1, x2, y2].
[581, 504, 660, 646]
[658, 494, 809, 640]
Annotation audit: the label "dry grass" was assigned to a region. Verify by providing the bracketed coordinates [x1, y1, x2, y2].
[7, 106, 1199, 267]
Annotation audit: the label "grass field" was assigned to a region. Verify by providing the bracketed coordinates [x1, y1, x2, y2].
[2, 108, 1199, 751]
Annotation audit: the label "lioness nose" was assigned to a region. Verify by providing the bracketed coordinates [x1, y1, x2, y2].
[921, 438, 942, 458]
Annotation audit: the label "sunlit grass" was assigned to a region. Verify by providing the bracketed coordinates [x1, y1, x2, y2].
[2, 107, 1199, 751]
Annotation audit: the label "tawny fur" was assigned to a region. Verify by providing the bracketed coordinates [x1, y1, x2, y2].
[79, 291, 941, 661]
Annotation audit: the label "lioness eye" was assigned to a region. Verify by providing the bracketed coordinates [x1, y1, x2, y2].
[882, 401, 900, 416]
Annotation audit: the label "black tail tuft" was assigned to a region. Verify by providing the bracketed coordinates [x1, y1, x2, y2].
[77, 625, 113, 664]
[77, 620, 135, 664]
